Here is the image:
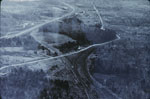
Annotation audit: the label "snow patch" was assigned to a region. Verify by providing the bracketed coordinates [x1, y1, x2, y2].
[0, 47, 24, 52]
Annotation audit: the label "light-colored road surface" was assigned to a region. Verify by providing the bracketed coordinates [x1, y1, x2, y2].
[89, 66, 122, 99]
[93, 4, 105, 30]
[0, 1, 75, 74]
[0, 35, 120, 73]
[0, 2, 121, 99]
[0, 1, 120, 75]
[0, 2, 75, 39]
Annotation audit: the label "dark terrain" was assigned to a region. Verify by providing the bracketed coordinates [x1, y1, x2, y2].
[0, 0, 150, 99]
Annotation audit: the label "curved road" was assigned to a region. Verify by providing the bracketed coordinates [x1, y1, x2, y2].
[0, 1, 120, 75]
[0, 2, 121, 99]
[0, 1, 75, 74]
[0, 35, 120, 74]
[0, 2, 75, 39]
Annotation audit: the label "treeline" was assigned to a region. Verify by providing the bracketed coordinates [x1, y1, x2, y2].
[59, 30, 90, 45]
[55, 41, 78, 53]
[0, 68, 49, 99]
[38, 44, 58, 56]
[39, 80, 74, 99]
[56, 30, 91, 53]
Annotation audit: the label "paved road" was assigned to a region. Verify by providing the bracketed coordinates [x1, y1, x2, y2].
[67, 39, 122, 99]
[0, 35, 120, 73]
[0, 2, 121, 99]
[93, 4, 105, 30]
[0, 1, 120, 75]
[0, 1, 75, 74]
[0, 2, 75, 39]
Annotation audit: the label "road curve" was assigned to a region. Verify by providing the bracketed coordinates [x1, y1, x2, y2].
[0, 2, 75, 39]
[0, 2, 122, 98]
[0, 0, 121, 76]
[0, 35, 120, 75]
[0, 1, 75, 74]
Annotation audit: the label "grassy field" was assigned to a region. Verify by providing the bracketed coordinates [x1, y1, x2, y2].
[92, 0, 150, 99]
[1, 0, 69, 36]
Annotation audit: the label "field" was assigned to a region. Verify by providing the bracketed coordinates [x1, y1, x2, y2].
[0, 0, 150, 99]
